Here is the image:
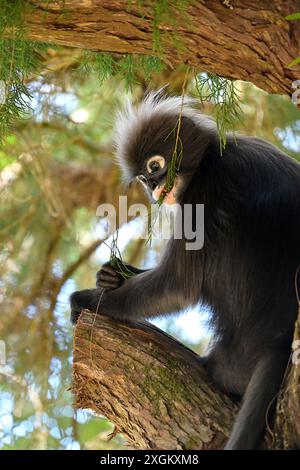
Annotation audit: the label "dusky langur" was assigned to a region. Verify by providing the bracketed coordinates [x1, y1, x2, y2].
[71, 91, 300, 450]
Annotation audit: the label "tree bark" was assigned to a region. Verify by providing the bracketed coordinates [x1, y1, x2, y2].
[73, 310, 238, 450]
[24, 1, 300, 96]
[272, 312, 300, 449]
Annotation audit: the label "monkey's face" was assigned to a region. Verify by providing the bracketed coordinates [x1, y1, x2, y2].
[136, 154, 185, 205]
[126, 114, 198, 205]
[116, 91, 215, 204]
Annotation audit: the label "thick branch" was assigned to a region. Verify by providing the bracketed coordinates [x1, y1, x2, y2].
[25, 1, 300, 95]
[73, 310, 237, 450]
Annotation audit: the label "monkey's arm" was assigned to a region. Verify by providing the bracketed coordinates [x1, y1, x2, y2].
[70, 264, 185, 324]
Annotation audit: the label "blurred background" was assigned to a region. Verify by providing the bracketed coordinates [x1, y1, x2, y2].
[0, 47, 299, 450]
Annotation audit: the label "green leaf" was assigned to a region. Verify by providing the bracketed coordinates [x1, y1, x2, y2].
[288, 57, 300, 67]
[285, 12, 300, 20]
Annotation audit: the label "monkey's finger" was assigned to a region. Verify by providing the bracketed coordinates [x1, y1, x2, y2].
[97, 281, 121, 291]
[97, 271, 120, 282]
[97, 273, 122, 285]
[97, 263, 122, 276]
[96, 268, 122, 286]
[98, 265, 120, 277]
[96, 274, 123, 289]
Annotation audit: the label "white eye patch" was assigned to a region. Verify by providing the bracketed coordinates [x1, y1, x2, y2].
[146, 155, 165, 174]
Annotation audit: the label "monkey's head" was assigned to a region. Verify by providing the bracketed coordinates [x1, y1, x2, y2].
[115, 89, 216, 204]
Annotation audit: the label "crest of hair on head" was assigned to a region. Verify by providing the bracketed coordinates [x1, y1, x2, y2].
[114, 87, 216, 183]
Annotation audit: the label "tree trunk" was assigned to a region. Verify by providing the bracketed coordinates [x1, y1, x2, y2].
[25, 1, 300, 96]
[272, 312, 300, 449]
[73, 310, 238, 450]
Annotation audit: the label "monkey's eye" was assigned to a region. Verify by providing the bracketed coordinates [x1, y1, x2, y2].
[147, 156, 165, 174]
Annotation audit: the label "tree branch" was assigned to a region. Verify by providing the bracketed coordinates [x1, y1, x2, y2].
[73, 310, 238, 450]
[24, 0, 300, 95]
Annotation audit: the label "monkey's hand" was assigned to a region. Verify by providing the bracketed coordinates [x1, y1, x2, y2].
[70, 263, 148, 324]
[70, 288, 102, 325]
[96, 259, 145, 291]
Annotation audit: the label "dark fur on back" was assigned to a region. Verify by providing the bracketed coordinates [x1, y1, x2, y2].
[179, 134, 300, 395]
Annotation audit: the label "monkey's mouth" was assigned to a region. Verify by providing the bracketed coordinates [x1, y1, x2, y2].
[152, 177, 182, 205]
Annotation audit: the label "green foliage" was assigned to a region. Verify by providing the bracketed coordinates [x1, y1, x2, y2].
[0, 0, 25, 28]
[0, 1, 51, 142]
[285, 12, 300, 21]
[0, 0, 171, 141]
[80, 51, 164, 89]
[0, 0, 242, 153]
[0, 0, 191, 141]
[0, 40, 42, 141]
[285, 12, 300, 66]
[165, 130, 183, 194]
[0, 1, 28, 140]
[288, 57, 300, 68]
[195, 72, 243, 152]
[151, 0, 192, 53]
[106, 232, 136, 279]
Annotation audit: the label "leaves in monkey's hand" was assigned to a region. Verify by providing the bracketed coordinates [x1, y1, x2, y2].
[107, 232, 136, 279]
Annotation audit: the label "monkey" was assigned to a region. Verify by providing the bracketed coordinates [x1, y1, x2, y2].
[70, 90, 300, 450]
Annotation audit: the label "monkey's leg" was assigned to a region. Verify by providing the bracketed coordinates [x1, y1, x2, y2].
[70, 266, 185, 324]
[225, 349, 289, 450]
